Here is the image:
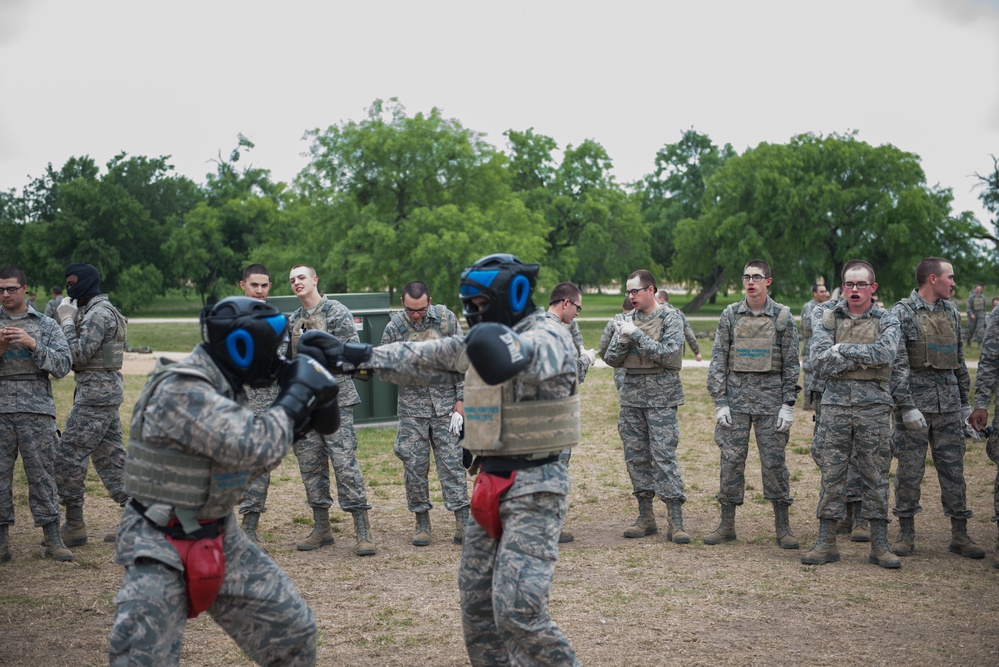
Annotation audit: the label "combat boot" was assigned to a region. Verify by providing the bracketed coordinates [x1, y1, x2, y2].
[60, 505, 87, 547]
[801, 519, 840, 565]
[0, 524, 11, 564]
[850, 502, 870, 542]
[704, 503, 737, 545]
[296, 508, 335, 551]
[869, 519, 901, 569]
[558, 526, 575, 544]
[623, 496, 658, 538]
[241, 512, 268, 553]
[666, 500, 691, 544]
[835, 503, 853, 535]
[773, 503, 799, 549]
[42, 522, 73, 562]
[948, 518, 985, 559]
[453, 507, 469, 545]
[891, 516, 915, 556]
[413, 511, 431, 547]
[352, 509, 377, 556]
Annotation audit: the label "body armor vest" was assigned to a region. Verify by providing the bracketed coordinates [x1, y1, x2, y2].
[971, 294, 986, 312]
[390, 305, 449, 342]
[124, 360, 251, 522]
[0, 314, 48, 380]
[898, 299, 959, 371]
[622, 306, 682, 373]
[73, 301, 126, 372]
[727, 304, 790, 373]
[463, 365, 580, 458]
[289, 300, 334, 357]
[822, 308, 892, 382]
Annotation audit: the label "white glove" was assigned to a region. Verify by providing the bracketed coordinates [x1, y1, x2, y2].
[56, 298, 78, 325]
[776, 404, 795, 433]
[618, 320, 638, 340]
[961, 406, 973, 423]
[580, 346, 596, 366]
[715, 406, 732, 428]
[962, 406, 980, 440]
[902, 408, 927, 430]
[449, 412, 464, 437]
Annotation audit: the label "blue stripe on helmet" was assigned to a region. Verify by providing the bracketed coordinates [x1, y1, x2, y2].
[460, 269, 499, 296]
[265, 314, 287, 335]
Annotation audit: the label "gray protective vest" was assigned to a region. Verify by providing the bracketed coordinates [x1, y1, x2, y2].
[822, 307, 892, 382]
[463, 365, 580, 458]
[898, 298, 960, 371]
[289, 300, 336, 358]
[0, 315, 48, 381]
[971, 293, 986, 312]
[73, 301, 127, 372]
[622, 306, 682, 373]
[389, 305, 449, 342]
[727, 304, 791, 373]
[124, 359, 250, 526]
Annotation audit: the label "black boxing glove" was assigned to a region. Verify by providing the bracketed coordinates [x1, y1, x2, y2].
[271, 357, 339, 434]
[464, 322, 532, 385]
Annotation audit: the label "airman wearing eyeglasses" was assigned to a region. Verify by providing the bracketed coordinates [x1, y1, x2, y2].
[0, 265, 74, 563]
[380, 281, 468, 546]
[604, 270, 690, 543]
[706, 259, 801, 551]
[802, 259, 905, 569]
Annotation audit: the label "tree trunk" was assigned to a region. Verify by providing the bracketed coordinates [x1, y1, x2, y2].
[681, 267, 725, 314]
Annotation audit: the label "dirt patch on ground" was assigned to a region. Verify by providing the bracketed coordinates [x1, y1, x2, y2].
[3, 367, 998, 666]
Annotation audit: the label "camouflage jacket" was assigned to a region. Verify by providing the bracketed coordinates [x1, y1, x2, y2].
[603, 304, 685, 408]
[62, 294, 125, 406]
[288, 296, 361, 407]
[973, 306, 999, 410]
[546, 311, 592, 384]
[0, 305, 72, 417]
[809, 299, 903, 408]
[115, 344, 295, 568]
[380, 304, 464, 418]
[707, 296, 800, 414]
[677, 309, 700, 356]
[43, 297, 63, 320]
[889, 290, 969, 414]
[800, 298, 817, 371]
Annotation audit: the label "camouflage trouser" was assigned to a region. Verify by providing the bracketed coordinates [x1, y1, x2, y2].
[292, 407, 370, 512]
[0, 413, 61, 527]
[618, 405, 686, 502]
[109, 542, 316, 665]
[984, 422, 999, 520]
[459, 463, 578, 667]
[891, 409, 971, 519]
[812, 394, 862, 502]
[967, 312, 985, 344]
[812, 403, 892, 520]
[238, 471, 270, 515]
[714, 412, 792, 506]
[802, 372, 816, 410]
[394, 415, 469, 513]
[56, 403, 128, 507]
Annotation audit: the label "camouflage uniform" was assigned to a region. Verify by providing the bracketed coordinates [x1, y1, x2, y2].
[706, 297, 799, 506]
[971, 306, 999, 522]
[43, 296, 63, 321]
[889, 291, 972, 520]
[0, 306, 72, 529]
[678, 309, 701, 358]
[809, 299, 903, 522]
[56, 294, 129, 509]
[598, 316, 626, 390]
[109, 346, 315, 666]
[238, 383, 279, 515]
[966, 291, 987, 345]
[801, 298, 817, 409]
[603, 304, 687, 503]
[380, 305, 468, 514]
[360, 308, 579, 667]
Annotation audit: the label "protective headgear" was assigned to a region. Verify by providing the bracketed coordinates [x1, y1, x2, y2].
[459, 253, 539, 328]
[200, 297, 287, 387]
[65, 263, 102, 301]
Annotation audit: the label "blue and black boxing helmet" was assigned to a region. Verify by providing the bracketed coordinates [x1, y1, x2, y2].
[459, 253, 539, 328]
[201, 297, 288, 388]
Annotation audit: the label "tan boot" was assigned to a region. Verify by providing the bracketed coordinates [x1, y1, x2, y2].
[241, 512, 268, 554]
[296, 508, 335, 551]
[42, 522, 73, 562]
[869, 519, 901, 569]
[0, 524, 11, 564]
[948, 518, 985, 559]
[453, 508, 469, 545]
[801, 518, 840, 565]
[413, 511, 431, 547]
[891, 516, 915, 556]
[850, 502, 870, 542]
[704, 504, 736, 545]
[60, 506, 87, 548]
[558, 526, 575, 544]
[352, 509, 377, 557]
[623, 496, 658, 538]
[773, 503, 799, 549]
[666, 500, 690, 544]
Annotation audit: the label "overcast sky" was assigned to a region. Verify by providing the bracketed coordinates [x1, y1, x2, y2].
[1, 0, 997, 222]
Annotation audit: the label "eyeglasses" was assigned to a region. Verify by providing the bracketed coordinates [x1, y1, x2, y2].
[742, 274, 766, 283]
[0, 286, 25, 294]
[404, 306, 429, 315]
[625, 287, 650, 297]
[843, 282, 871, 290]
[567, 300, 582, 313]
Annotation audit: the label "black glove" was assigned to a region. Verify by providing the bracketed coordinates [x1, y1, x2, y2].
[271, 357, 340, 435]
[465, 322, 532, 385]
[298, 330, 373, 375]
